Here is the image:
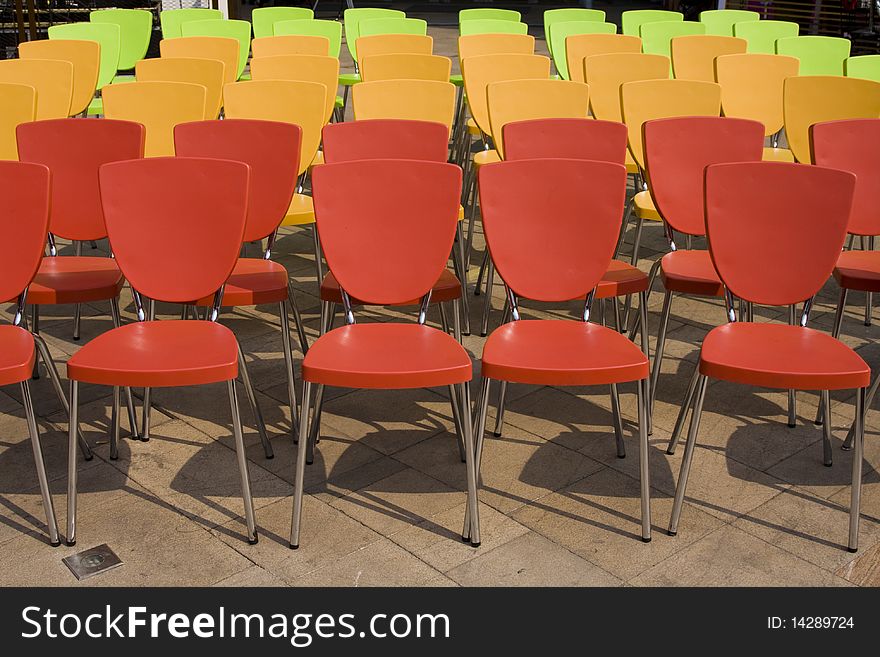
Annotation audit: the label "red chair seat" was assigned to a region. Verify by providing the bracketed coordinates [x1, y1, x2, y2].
[302, 323, 471, 389]
[482, 320, 649, 385]
[700, 323, 870, 391]
[0, 326, 36, 387]
[596, 259, 649, 299]
[67, 320, 239, 387]
[196, 258, 289, 306]
[28, 256, 124, 304]
[320, 268, 462, 305]
[833, 250, 880, 293]
[659, 250, 724, 297]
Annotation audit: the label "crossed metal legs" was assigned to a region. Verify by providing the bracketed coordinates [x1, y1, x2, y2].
[21, 380, 60, 546]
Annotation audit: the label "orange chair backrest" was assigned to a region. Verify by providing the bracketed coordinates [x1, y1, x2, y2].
[251, 34, 331, 58]
[502, 117, 627, 164]
[249, 54, 339, 124]
[458, 33, 536, 60]
[0, 58, 73, 120]
[322, 119, 449, 163]
[160, 36, 239, 84]
[356, 33, 433, 67]
[585, 52, 669, 122]
[0, 83, 35, 161]
[19, 39, 99, 116]
[714, 53, 799, 136]
[136, 57, 225, 120]
[671, 34, 746, 81]
[353, 79, 457, 132]
[361, 53, 452, 82]
[567, 33, 641, 84]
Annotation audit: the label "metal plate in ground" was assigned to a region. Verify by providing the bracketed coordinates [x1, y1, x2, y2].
[62, 544, 123, 581]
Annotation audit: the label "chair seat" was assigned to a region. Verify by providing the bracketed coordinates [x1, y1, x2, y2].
[67, 320, 239, 387]
[763, 146, 794, 162]
[302, 323, 471, 389]
[29, 256, 125, 305]
[834, 250, 880, 292]
[339, 72, 360, 86]
[482, 320, 648, 385]
[633, 190, 661, 221]
[321, 268, 462, 305]
[596, 259, 649, 299]
[474, 149, 500, 167]
[450, 73, 463, 86]
[280, 193, 315, 227]
[700, 323, 870, 391]
[625, 150, 639, 174]
[311, 150, 324, 167]
[467, 117, 481, 137]
[660, 250, 724, 297]
[0, 326, 35, 387]
[196, 258, 289, 307]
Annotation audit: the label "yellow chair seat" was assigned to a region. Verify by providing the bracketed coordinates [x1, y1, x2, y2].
[625, 150, 639, 174]
[281, 193, 316, 226]
[634, 190, 661, 221]
[474, 149, 501, 167]
[762, 146, 795, 162]
[467, 117, 481, 137]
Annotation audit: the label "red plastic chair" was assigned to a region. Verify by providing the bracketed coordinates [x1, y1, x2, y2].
[668, 161, 868, 553]
[476, 157, 653, 543]
[174, 118, 309, 456]
[66, 157, 258, 546]
[289, 159, 480, 548]
[0, 161, 60, 545]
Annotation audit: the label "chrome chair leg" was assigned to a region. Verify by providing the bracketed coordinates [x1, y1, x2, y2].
[287, 283, 309, 354]
[638, 289, 653, 436]
[472, 377, 491, 477]
[110, 298, 141, 439]
[453, 300, 462, 344]
[849, 387, 865, 552]
[439, 302, 450, 333]
[73, 241, 82, 341]
[667, 365, 700, 455]
[787, 305, 797, 428]
[821, 390, 833, 467]
[650, 291, 673, 413]
[493, 381, 508, 438]
[141, 386, 152, 441]
[458, 381, 481, 546]
[312, 224, 323, 283]
[66, 379, 79, 546]
[447, 384, 467, 462]
[110, 386, 120, 460]
[22, 380, 60, 546]
[610, 383, 625, 458]
[865, 236, 874, 327]
[228, 379, 257, 544]
[237, 343, 273, 459]
[637, 377, 651, 542]
[668, 374, 708, 535]
[480, 259, 495, 337]
[30, 305, 39, 379]
[816, 289, 848, 426]
[290, 380, 313, 549]
[474, 250, 489, 296]
[843, 370, 880, 450]
[306, 383, 325, 464]
[279, 301, 300, 439]
[613, 198, 634, 260]
[454, 222, 471, 335]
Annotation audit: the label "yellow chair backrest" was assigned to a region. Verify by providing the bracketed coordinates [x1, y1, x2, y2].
[566, 33, 641, 84]
[671, 34, 747, 81]
[251, 35, 331, 58]
[462, 53, 551, 134]
[783, 75, 880, 163]
[103, 80, 206, 157]
[361, 53, 452, 82]
[18, 39, 98, 116]
[715, 53, 798, 137]
[621, 78, 722, 170]
[585, 52, 669, 122]
[356, 33, 433, 68]
[223, 79, 326, 175]
[136, 57, 225, 120]
[249, 54, 339, 124]
[0, 83, 35, 160]
[160, 36, 239, 85]
[353, 79, 457, 132]
[0, 58, 73, 120]
[458, 33, 536, 60]
[488, 79, 590, 158]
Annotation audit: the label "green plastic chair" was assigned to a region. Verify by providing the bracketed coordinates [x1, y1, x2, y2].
[460, 20, 528, 37]
[641, 21, 706, 58]
[846, 55, 880, 82]
[776, 35, 850, 76]
[251, 6, 314, 39]
[544, 8, 606, 56]
[550, 21, 616, 80]
[274, 19, 342, 58]
[699, 9, 760, 36]
[181, 19, 251, 81]
[343, 8, 404, 64]
[621, 10, 683, 37]
[734, 20, 798, 54]
[359, 17, 427, 38]
[48, 22, 120, 89]
[90, 8, 151, 72]
[459, 8, 521, 24]
[159, 8, 222, 39]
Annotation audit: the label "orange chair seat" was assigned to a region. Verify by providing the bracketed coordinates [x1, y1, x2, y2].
[700, 323, 870, 391]
[281, 193, 316, 227]
[302, 323, 471, 389]
[763, 146, 795, 163]
[29, 256, 124, 304]
[67, 321, 239, 387]
[633, 190, 661, 220]
[320, 268, 462, 305]
[196, 258, 289, 307]
[834, 250, 880, 293]
[660, 250, 724, 297]
[474, 149, 501, 167]
[482, 320, 649, 385]
[0, 326, 36, 387]
[596, 259, 649, 299]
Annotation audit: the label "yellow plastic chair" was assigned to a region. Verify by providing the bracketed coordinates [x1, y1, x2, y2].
[549, 21, 616, 80]
[159, 8, 222, 39]
[18, 39, 99, 116]
[641, 21, 706, 58]
[47, 22, 120, 90]
[0, 59, 73, 120]
[458, 32, 536, 59]
[621, 10, 683, 36]
[353, 79, 457, 132]
[361, 53, 452, 82]
[568, 34, 641, 84]
[252, 34, 330, 58]
[249, 54, 339, 124]
[783, 75, 880, 163]
[136, 57, 225, 120]
[160, 36, 239, 85]
[699, 9, 760, 36]
[0, 83, 35, 160]
[671, 35, 747, 81]
[585, 52, 669, 130]
[734, 20, 798, 55]
[181, 19, 251, 81]
[715, 53, 799, 162]
[356, 33, 433, 69]
[103, 81, 207, 157]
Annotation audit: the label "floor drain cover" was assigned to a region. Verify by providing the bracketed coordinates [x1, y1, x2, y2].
[62, 544, 123, 581]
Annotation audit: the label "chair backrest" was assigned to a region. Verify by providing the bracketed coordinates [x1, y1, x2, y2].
[352, 79, 457, 132]
[159, 8, 222, 39]
[775, 35, 850, 76]
[644, 116, 764, 237]
[621, 78, 722, 170]
[356, 33, 433, 68]
[274, 19, 342, 58]
[223, 79, 325, 176]
[312, 159, 461, 306]
[462, 53, 551, 135]
[136, 57, 225, 120]
[0, 59, 73, 120]
[671, 35, 746, 81]
[99, 156, 249, 304]
[19, 39, 99, 116]
[622, 10, 683, 36]
[460, 20, 528, 37]
[549, 21, 616, 80]
[783, 75, 880, 163]
[487, 79, 590, 159]
[705, 161, 855, 306]
[585, 52, 669, 122]
[846, 55, 880, 82]
[103, 81, 206, 157]
[17, 118, 145, 241]
[359, 17, 427, 39]
[699, 9, 760, 36]
[175, 119, 302, 243]
[458, 33, 536, 60]
[0, 161, 50, 304]
[641, 21, 706, 59]
[544, 8, 606, 55]
[479, 158, 627, 302]
[249, 54, 339, 124]
[251, 6, 314, 39]
[502, 117, 627, 164]
[48, 21, 120, 89]
[252, 34, 330, 58]
[361, 53, 451, 82]
[568, 34, 641, 84]
[0, 83, 34, 161]
[715, 53, 798, 137]
[343, 7, 405, 62]
[181, 19, 251, 80]
[322, 119, 448, 164]
[160, 36, 239, 85]
[734, 20, 798, 54]
[811, 118, 880, 235]
[91, 8, 152, 70]
[460, 8, 521, 24]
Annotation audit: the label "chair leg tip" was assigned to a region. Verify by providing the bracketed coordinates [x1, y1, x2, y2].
[72, 337, 80, 342]
[841, 444, 853, 452]
[470, 541, 481, 548]
[665, 449, 675, 456]
[83, 453, 94, 462]
[617, 453, 626, 459]
[480, 332, 487, 337]
[493, 431, 501, 438]
[65, 540, 76, 547]
[667, 530, 677, 537]
[824, 461, 833, 468]
[265, 454, 274, 460]
[289, 543, 299, 550]
[460, 535, 470, 543]
[787, 422, 796, 428]
[50, 540, 61, 547]
[848, 546, 858, 553]
[641, 536, 652, 544]
[248, 535, 258, 545]
[463, 331, 471, 337]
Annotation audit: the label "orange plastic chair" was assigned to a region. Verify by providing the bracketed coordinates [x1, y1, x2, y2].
[68, 156, 258, 546]
[356, 33, 433, 68]
[360, 53, 452, 82]
[136, 57, 225, 120]
[352, 79, 457, 131]
[671, 34, 746, 81]
[458, 32, 536, 59]
[160, 36, 239, 85]
[567, 33, 641, 84]
[249, 54, 339, 124]
[251, 34, 330, 58]
[291, 159, 477, 548]
[668, 161, 867, 553]
[18, 39, 99, 116]
[0, 59, 73, 120]
[0, 83, 35, 161]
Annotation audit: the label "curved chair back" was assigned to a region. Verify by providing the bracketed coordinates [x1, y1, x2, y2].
[715, 53, 799, 137]
[249, 54, 339, 123]
[0, 59, 73, 120]
[460, 8, 521, 23]
[159, 8, 222, 39]
[460, 20, 528, 37]
[181, 19, 251, 80]
[136, 57, 225, 120]
[0, 83, 35, 160]
[458, 33, 535, 60]
[356, 33, 433, 68]
[322, 119, 449, 164]
[19, 39, 99, 116]
[545, 8, 606, 56]
[251, 6, 314, 39]
[671, 35, 746, 81]
[160, 36, 239, 84]
[641, 21, 705, 59]
[846, 55, 880, 82]
[776, 35, 850, 76]
[567, 34, 641, 84]
[90, 8, 152, 71]
[622, 10, 683, 36]
[550, 21, 616, 80]
[252, 34, 330, 58]
[734, 20, 798, 54]
[359, 17, 427, 39]
[585, 52, 669, 122]
[699, 9, 759, 36]
[361, 53, 451, 82]
[274, 19, 342, 58]
[353, 79, 456, 132]
[48, 21, 119, 89]
[502, 118, 627, 164]
[343, 7, 405, 64]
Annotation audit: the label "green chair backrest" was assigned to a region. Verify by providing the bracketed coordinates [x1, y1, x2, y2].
[181, 19, 251, 80]
[251, 7, 314, 39]
[159, 8, 222, 39]
[343, 8, 405, 62]
[734, 20, 798, 54]
[274, 19, 342, 59]
[641, 21, 706, 58]
[846, 55, 880, 82]
[550, 21, 616, 80]
[48, 22, 120, 88]
[621, 10, 683, 37]
[90, 8, 151, 71]
[360, 17, 427, 38]
[544, 8, 606, 55]
[776, 35, 850, 76]
[699, 9, 760, 36]
[460, 8, 521, 24]
[460, 20, 528, 37]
